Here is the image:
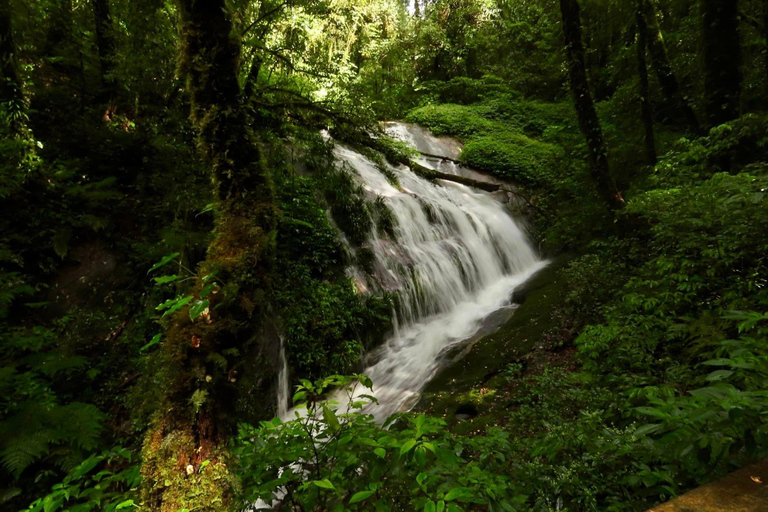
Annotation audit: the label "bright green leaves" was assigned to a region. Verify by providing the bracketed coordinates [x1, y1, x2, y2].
[26, 447, 138, 512]
[312, 479, 335, 490]
[152, 274, 180, 284]
[147, 252, 179, 274]
[349, 490, 374, 503]
[148, 253, 219, 325]
[400, 438, 417, 456]
[156, 295, 193, 317]
[234, 373, 510, 511]
[140, 333, 162, 353]
[188, 299, 209, 321]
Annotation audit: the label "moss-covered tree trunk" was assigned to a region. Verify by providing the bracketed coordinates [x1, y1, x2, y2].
[643, 0, 700, 133]
[559, 0, 624, 210]
[636, 0, 657, 165]
[140, 0, 275, 510]
[702, 0, 741, 126]
[91, 0, 117, 102]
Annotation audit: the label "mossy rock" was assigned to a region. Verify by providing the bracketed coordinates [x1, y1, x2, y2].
[460, 132, 562, 186]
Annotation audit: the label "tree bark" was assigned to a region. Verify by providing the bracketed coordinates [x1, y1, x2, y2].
[763, 0, 768, 98]
[702, 0, 741, 126]
[637, 0, 657, 165]
[91, 0, 117, 101]
[140, 0, 276, 510]
[559, 0, 624, 210]
[0, 0, 24, 135]
[643, 0, 700, 133]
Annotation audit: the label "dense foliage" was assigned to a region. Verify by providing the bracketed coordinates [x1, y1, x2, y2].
[2, 0, 768, 510]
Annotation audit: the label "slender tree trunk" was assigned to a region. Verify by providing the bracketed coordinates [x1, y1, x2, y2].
[243, 55, 263, 103]
[0, 0, 24, 135]
[764, 0, 768, 95]
[643, 0, 700, 132]
[414, 0, 420, 17]
[91, 0, 117, 101]
[559, 0, 624, 210]
[702, 0, 741, 126]
[637, 0, 657, 165]
[140, 0, 275, 510]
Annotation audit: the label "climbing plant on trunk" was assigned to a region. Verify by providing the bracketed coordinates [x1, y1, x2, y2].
[559, 0, 624, 210]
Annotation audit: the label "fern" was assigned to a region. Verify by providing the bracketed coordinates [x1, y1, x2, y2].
[0, 403, 104, 478]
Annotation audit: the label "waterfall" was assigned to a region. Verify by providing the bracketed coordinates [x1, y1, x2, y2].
[277, 337, 290, 418]
[279, 123, 544, 422]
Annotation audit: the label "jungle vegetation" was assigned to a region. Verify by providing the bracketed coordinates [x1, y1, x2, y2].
[1, 0, 767, 510]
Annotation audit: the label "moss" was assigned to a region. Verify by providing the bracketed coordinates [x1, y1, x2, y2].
[141, 420, 238, 512]
[460, 132, 563, 186]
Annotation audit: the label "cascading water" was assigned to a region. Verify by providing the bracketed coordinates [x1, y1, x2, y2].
[282, 123, 545, 422]
[276, 337, 290, 418]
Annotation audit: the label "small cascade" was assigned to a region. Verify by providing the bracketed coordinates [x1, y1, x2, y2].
[276, 338, 290, 418]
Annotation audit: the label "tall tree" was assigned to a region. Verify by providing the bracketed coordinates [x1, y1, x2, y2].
[642, 0, 700, 133]
[91, 0, 117, 101]
[0, 0, 24, 135]
[140, 0, 276, 509]
[636, 0, 656, 165]
[702, 0, 741, 125]
[559, 0, 624, 210]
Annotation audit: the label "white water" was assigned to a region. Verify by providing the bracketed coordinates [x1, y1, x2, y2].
[280, 123, 544, 422]
[277, 338, 290, 418]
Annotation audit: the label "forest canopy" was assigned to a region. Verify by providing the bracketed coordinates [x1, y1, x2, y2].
[2, 0, 768, 510]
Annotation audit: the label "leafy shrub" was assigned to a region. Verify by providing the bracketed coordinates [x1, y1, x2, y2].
[460, 132, 562, 186]
[235, 375, 524, 511]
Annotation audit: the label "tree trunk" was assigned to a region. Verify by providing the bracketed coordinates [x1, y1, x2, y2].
[559, 0, 624, 210]
[764, 0, 768, 95]
[414, 0, 420, 17]
[702, 0, 741, 126]
[140, 0, 276, 510]
[637, 0, 657, 165]
[91, 0, 117, 101]
[0, 0, 24, 135]
[643, 0, 700, 132]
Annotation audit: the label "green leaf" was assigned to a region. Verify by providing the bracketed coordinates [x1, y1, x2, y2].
[400, 439, 417, 456]
[424, 500, 436, 512]
[140, 334, 162, 353]
[312, 479, 335, 490]
[374, 448, 386, 459]
[43, 495, 60, 512]
[115, 500, 135, 509]
[444, 487, 473, 502]
[158, 295, 193, 317]
[706, 369, 735, 381]
[322, 405, 341, 433]
[189, 299, 210, 321]
[200, 283, 216, 297]
[148, 253, 180, 274]
[153, 275, 180, 284]
[349, 491, 374, 504]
